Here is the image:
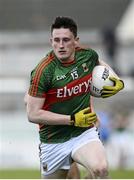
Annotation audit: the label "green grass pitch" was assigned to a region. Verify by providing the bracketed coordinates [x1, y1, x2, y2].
[0, 169, 134, 179]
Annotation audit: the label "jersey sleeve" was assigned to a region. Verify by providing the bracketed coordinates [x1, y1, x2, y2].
[28, 65, 52, 98]
[90, 48, 99, 66]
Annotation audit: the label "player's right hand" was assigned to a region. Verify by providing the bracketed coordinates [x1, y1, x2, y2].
[101, 77, 124, 98]
[70, 107, 97, 127]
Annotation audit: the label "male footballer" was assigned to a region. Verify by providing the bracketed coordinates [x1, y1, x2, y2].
[25, 16, 124, 179]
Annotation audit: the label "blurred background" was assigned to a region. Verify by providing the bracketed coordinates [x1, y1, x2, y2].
[0, 0, 134, 178]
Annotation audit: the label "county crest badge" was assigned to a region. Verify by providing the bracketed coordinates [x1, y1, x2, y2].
[82, 63, 89, 72]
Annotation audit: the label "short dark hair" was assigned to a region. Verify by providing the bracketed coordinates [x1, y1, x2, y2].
[51, 16, 77, 37]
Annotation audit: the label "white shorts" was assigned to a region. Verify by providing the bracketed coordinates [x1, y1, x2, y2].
[39, 127, 100, 176]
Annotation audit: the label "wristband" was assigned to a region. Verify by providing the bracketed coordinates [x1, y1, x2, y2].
[70, 115, 75, 125]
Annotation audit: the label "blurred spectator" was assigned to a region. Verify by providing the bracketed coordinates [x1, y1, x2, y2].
[97, 111, 112, 144]
[106, 111, 134, 169]
[102, 26, 120, 74]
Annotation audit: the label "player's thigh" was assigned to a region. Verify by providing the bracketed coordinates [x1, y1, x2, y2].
[42, 169, 68, 179]
[72, 140, 108, 170]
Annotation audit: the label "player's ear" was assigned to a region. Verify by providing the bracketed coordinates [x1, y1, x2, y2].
[50, 38, 52, 45]
[75, 37, 79, 47]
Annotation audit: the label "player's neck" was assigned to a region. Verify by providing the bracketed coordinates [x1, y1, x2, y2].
[61, 58, 75, 63]
[60, 52, 75, 64]
[60, 59, 75, 66]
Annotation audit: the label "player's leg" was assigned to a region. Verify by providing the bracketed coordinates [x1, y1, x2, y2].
[72, 141, 109, 178]
[41, 169, 68, 179]
[72, 140, 109, 179]
[66, 162, 80, 179]
[67, 163, 94, 179]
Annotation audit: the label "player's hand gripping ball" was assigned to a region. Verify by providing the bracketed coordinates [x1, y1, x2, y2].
[101, 77, 124, 98]
[90, 65, 124, 98]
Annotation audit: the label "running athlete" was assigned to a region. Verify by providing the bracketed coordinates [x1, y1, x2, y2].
[25, 16, 124, 179]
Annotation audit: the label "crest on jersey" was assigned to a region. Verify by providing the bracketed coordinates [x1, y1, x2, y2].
[42, 162, 48, 171]
[82, 63, 89, 72]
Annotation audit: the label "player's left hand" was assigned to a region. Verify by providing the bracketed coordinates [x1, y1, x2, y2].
[101, 77, 124, 98]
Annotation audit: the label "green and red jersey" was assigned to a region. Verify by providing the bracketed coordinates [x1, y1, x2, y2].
[28, 47, 99, 143]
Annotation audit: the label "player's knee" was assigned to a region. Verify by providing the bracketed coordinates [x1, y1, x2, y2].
[92, 161, 108, 178]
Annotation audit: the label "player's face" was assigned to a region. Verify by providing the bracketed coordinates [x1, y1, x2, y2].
[50, 28, 79, 62]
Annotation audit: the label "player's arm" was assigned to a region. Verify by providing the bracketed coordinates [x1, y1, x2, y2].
[98, 60, 124, 98]
[25, 94, 97, 127]
[26, 94, 70, 125]
[98, 60, 119, 78]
